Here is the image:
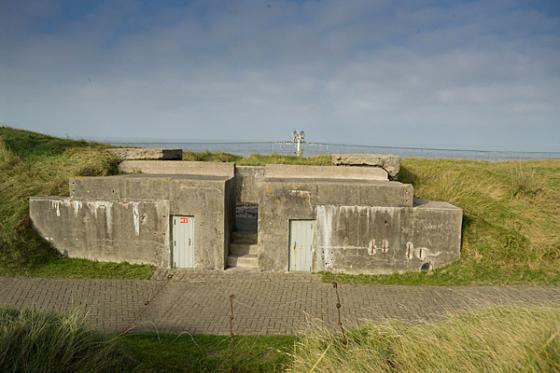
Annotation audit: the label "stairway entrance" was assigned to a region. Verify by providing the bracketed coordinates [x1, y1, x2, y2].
[227, 204, 258, 271]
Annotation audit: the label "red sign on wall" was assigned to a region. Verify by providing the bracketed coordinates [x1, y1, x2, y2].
[179, 217, 189, 224]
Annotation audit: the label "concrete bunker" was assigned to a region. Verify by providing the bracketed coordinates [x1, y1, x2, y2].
[30, 154, 462, 275]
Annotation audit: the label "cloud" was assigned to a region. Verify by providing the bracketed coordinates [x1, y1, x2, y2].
[0, 0, 559, 150]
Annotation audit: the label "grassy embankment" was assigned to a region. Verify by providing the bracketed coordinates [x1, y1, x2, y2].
[0, 126, 154, 279]
[185, 149, 560, 285]
[1, 126, 559, 285]
[1, 306, 558, 372]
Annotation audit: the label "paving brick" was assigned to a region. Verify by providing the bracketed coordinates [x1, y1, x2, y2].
[1, 274, 559, 335]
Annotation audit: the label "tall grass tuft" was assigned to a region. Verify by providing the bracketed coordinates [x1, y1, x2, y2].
[0, 308, 134, 373]
[289, 306, 560, 372]
[510, 164, 542, 198]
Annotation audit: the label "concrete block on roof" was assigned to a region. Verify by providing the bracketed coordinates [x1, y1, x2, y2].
[331, 154, 400, 178]
[264, 164, 388, 181]
[235, 166, 265, 204]
[118, 160, 235, 177]
[108, 147, 182, 160]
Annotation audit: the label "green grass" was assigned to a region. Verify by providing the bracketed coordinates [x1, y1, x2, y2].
[183, 150, 331, 166]
[0, 126, 154, 279]
[3, 306, 559, 372]
[119, 334, 296, 372]
[289, 306, 560, 372]
[0, 306, 295, 372]
[0, 257, 154, 279]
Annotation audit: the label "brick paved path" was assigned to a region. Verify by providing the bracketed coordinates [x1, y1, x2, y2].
[1, 272, 559, 335]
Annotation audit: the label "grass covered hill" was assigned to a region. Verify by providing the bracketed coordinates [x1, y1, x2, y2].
[0, 126, 153, 278]
[1, 125, 559, 284]
[326, 157, 560, 285]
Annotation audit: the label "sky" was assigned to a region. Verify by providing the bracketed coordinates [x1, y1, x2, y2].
[0, 0, 559, 151]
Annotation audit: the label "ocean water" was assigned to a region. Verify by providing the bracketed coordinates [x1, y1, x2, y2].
[109, 141, 560, 161]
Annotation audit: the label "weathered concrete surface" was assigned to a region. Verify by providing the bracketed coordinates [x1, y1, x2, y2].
[2, 275, 559, 335]
[118, 160, 234, 177]
[314, 202, 462, 274]
[108, 148, 182, 160]
[30, 196, 171, 266]
[33, 174, 235, 270]
[265, 164, 389, 181]
[235, 166, 265, 204]
[258, 179, 420, 272]
[331, 154, 400, 178]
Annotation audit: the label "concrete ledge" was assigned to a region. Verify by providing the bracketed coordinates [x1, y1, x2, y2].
[108, 148, 182, 160]
[118, 160, 235, 177]
[70, 174, 230, 201]
[331, 154, 400, 178]
[264, 164, 388, 181]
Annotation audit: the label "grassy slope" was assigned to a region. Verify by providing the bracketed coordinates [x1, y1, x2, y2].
[325, 158, 560, 285]
[0, 126, 154, 279]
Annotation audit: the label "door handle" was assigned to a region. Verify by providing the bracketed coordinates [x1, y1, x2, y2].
[188, 238, 192, 246]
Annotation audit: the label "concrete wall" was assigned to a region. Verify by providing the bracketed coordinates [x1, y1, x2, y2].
[118, 160, 235, 177]
[257, 178, 414, 271]
[257, 179, 460, 273]
[33, 174, 234, 270]
[30, 197, 170, 267]
[314, 202, 462, 274]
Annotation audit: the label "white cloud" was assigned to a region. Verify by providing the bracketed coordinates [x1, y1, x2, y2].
[0, 0, 559, 150]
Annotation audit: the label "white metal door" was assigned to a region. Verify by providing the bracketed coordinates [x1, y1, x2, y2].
[172, 215, 194, 268]
[289, 220, 315, 272]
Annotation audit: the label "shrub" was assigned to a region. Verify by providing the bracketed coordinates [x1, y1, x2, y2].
[0, 308, 135, 373]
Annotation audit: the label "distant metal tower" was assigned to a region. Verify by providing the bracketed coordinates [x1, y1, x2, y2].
[292, 130, 305, 157]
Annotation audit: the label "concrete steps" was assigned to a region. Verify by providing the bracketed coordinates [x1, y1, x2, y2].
[227, 254, 258, 269]
[230, 243, 259, 256]
[227, 229, 259, 270]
